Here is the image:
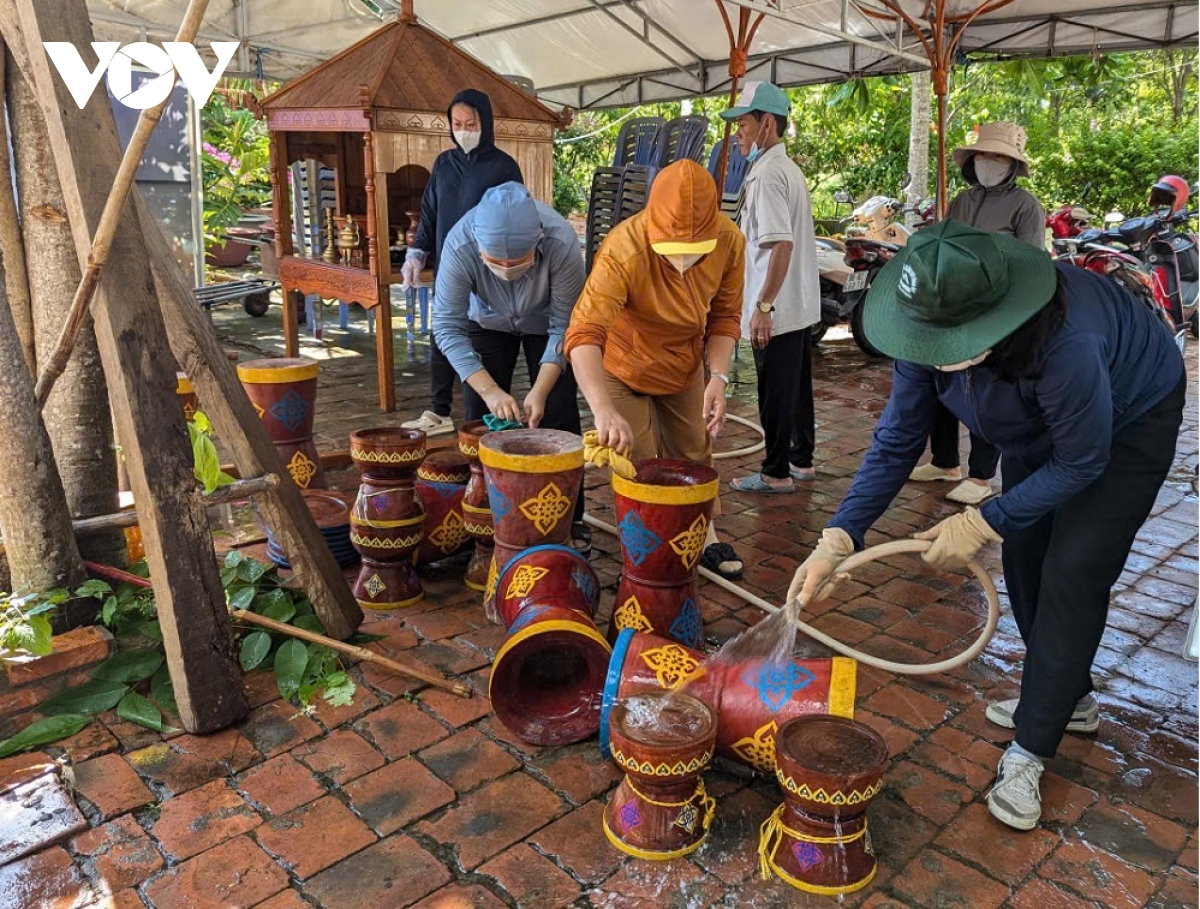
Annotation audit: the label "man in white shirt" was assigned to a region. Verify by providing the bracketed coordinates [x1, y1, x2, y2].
[722, 82, 822, 493]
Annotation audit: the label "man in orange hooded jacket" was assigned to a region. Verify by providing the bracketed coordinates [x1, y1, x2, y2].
[565, 160, 747, 578]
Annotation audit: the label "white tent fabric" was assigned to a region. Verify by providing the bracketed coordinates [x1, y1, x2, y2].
[88, 0, 1198, 109]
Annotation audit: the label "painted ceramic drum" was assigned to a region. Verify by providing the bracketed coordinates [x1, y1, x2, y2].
[237, 357, 326, 490]
[348, 428, 426, 609]
[493, 544, 600, 630]
[759, 715, 888, 896]
[602, 690, 717, 859]
[176, 372, 198, 422]
[458, 420, 494, 594]
[600, 629, 857, 774]
[609, 460, 718, 649]
[479, 429, 584, 622]
[414, 451, 471, 565]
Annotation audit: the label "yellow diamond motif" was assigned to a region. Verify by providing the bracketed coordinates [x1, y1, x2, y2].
[429, 510, 468, 553]
[363, 574, 387, 598]
[731, 719, 778, 773]
[614, 595, 654, 634]
[484, 558, 498, 602]
[253, 401, 265, 419]
[518, 482, 572, 536]
[506, 565, 549, 600]
[669, 515, 708, 570]
[640, 644, 700, 690]
[287, 450, 318, 489]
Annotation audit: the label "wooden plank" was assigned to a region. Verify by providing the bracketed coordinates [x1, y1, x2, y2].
[269, 132, 301, 358]
[14, 0, 247, 733]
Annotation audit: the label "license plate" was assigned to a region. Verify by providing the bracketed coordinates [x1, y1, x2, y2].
[844, 270, 869, 292]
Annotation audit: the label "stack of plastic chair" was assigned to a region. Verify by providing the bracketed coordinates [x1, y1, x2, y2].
[653, 116, 709, 168]
[613, 116, 665, 167]
[585, 167, 626, 272]
[616, 165, 654, 224]
[706, 139, 749, 222]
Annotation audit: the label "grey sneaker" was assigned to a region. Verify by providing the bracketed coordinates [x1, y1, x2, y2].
[987, 749, 1044, 831]
[985, 695, 1099, 733]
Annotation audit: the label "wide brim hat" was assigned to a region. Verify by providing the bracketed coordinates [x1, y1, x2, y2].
[952, 121, 1030, 178]
[862, 220, 1057, 365]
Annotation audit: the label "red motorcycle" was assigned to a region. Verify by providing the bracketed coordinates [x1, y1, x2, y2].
[1045, 204, 1093, 240]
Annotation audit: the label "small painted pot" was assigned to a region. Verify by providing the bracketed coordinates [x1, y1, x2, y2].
[414, 451, 471, 565]
[237, 357, 326, 489]
[759, 715, 888, 897]
[458, 420, 494, 594]
[176, 372, 198, 422]
[602, 690, 717, 859]
[494, 544, 600, 630]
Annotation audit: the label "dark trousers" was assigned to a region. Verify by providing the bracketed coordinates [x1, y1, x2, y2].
[753, 326, 815, 477]
[1004, 374, 1184, 757]
[430, 336, 456, 418]
[929, 401, 1000, 480]
[463, 324, 585, 523]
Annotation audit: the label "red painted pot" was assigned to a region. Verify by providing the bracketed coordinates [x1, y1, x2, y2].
[760, 716, 888, 897]
[479, 429, 584, 622]
[600, 629, 857, 774]
[237, 358, 326, 490]
[349, 428, 426, 609]
[603, 690, 717, 860]
[488, 603, 611, 746]
[458, 421, 494, 595]
[609, 460, 718, 649]
[494, 544, 600, 630]
[414, 451, 471, 565]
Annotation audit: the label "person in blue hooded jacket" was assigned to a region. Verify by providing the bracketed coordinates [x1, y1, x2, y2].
[401, 88, 524, 438]
[788, 220, 1185, 832]
[432, 182, 589, 549]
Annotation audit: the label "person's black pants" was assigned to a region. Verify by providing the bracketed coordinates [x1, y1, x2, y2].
[430, 336, 456, 418]
[752, 326, 815, 478]
[1003, 373, 1185, 758]
[464, 324, 585, 523]
[929, 401, 1000, 479]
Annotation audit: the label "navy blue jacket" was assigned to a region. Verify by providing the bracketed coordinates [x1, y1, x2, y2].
[411, 89, 524, 271]
[830, 263, 1185, 544]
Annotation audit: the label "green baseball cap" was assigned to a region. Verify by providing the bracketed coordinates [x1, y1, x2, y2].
[861, 220, 1058, 365]
[720, 81, 790, 121]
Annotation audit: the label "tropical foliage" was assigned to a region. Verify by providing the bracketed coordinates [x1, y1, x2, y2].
[200, 88, 272, 247]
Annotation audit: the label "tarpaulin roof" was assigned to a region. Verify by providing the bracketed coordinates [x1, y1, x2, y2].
[88, 0, 1199, 109]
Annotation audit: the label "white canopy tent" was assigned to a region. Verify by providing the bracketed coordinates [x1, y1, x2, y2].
[88, 0, 1198, 109]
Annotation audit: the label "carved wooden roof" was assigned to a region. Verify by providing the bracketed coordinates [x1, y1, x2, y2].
[260, 14, 562, 126]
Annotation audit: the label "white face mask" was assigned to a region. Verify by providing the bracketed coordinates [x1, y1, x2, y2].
[485, 257, 534, 282]
[974, 158, 1011, 188]
[663, 253, 704, 274]
[454, 129, 481, 154]
[935, 349, 992, 372]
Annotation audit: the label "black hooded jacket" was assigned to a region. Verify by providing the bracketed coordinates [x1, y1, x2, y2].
[411, 88, 524, 270]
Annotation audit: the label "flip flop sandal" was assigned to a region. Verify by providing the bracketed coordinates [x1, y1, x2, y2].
[570, 521, 593, 557]
[700, 542, 744, 581]
[729, 474, 795, 494]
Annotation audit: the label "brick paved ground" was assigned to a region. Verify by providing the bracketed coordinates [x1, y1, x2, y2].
[1, 303, 1195, 908]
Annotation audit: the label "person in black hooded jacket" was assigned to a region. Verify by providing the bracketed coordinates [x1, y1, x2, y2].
[401, 88, 524, 437]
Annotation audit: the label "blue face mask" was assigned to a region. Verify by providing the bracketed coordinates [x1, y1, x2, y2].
[745, 117, 770, 162]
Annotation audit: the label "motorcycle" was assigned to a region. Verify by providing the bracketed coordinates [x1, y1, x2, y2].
[812, 234, 851, 344]
[1045, 204, 1093, 240]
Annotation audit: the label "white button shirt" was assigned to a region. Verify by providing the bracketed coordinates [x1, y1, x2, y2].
[739, 143, 821, 337]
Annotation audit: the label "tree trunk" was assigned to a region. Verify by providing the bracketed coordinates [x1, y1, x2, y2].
[0, 45, 34, 372]
[0, 235, 86, 594]
[907, 69, 932, 227]
[8, 59, 125, 567]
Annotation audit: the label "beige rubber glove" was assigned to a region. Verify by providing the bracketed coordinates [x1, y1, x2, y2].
[787, 527, 856, 609]
[913, 507, 1002, 570]
[401, 248, 426, 288]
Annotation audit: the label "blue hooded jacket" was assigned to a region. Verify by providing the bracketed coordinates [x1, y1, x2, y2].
[829, 262, 1185, 544]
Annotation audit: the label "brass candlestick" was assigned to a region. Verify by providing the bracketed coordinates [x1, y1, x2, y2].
[322, 208, 338, 263]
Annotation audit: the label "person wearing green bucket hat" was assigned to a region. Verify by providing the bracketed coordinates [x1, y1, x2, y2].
[787, 219, 1185, 832]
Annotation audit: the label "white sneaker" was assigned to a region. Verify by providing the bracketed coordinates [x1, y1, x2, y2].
[401, 411, 455, 436]
[909, 463, 962, 482]
[986, 748, 1044, 831]
[945, 479, 995, 505]
[985, 695, 1099, 734]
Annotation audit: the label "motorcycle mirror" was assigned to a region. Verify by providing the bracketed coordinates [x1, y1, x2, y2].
[833, 190, 853, 204]
[1104, 210, 1125, 225]
[900, 173, 913, 192]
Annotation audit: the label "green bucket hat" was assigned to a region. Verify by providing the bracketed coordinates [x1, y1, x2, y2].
[861, 219, 1057, 365]
[720, 81, 790, 121]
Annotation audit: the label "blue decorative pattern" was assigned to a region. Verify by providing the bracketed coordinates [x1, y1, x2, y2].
[669, 598, 702, 648]
[617, 511, 662, 567]
[571, 568, 598, 611]
[269, 390, 310, 433]
[618, 800, 642, 831]
[488, 486, 512, 523]
[421, 481, 461, 499]
[792, 840, 825, 872]
[745, 662, 815, 713]
[507, 605, 549, 634]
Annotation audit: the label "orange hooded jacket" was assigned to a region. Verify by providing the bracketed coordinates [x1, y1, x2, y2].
[564, 160, 745, 396]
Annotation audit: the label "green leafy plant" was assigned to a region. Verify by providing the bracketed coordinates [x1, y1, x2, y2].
[190, 411, 235, 495]
[201, 90, 271, 249]
[0, 589, 69, 659]
[77, 574, 159, 639]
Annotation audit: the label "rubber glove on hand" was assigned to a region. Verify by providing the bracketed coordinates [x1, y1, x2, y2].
[913, 507, 1002, 570]
[401, 247, 426, 288]
[787, 527, 855, 609]
[582, 429, 636, 479]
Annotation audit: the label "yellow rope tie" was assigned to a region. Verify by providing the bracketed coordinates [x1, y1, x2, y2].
[758, 803, 868, 880]
[625, 776, 717, 832]
[583, 430, 636, 479]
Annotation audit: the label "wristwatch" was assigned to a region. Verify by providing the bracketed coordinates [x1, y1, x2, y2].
[756, 300, 775, 313]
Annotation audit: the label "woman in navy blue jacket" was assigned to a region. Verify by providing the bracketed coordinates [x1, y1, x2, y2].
[791, 220, 1185, 832]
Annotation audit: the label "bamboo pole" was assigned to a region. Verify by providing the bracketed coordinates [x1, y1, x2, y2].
[32, 0, 213, 408]
[69, 474, 280, 535]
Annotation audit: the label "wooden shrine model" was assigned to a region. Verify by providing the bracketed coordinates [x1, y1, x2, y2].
[260, 2, 565, 411]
